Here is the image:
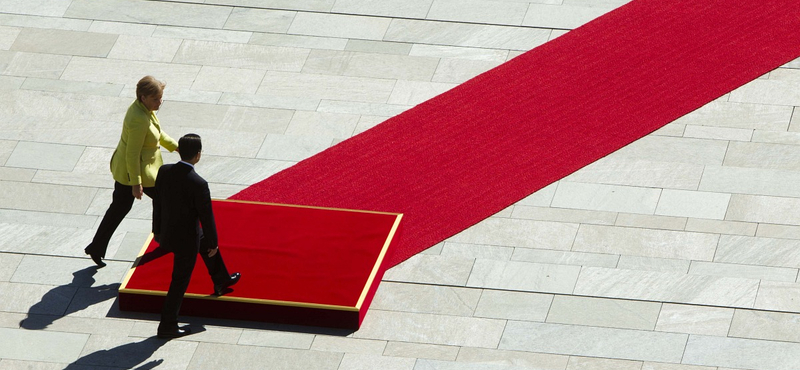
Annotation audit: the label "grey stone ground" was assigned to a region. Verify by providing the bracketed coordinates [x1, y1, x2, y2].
[1, 0, 800, 369]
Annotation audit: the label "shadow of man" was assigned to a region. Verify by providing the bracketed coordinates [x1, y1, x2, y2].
[20, 266, 120, 330]
[63, 336, 171, 370]
[134, 245, 169, 267]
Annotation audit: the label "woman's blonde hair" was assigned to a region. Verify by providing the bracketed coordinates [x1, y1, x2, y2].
[136, 76, 165, 102]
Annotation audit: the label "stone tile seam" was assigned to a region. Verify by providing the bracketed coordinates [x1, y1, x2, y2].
[147, 0, 571, 31]
[380, 280, 800, 318]
[1, 251, 136, 272]
[56, 5, 561, 53]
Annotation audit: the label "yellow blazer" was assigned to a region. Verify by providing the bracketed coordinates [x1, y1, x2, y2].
[110, 100, 178, 187]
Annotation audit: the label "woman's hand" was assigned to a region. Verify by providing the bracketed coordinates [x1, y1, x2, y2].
[132, 184, 144, 200]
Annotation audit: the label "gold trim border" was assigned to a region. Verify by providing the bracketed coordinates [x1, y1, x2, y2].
[355, 213, 402, 309]
[119, 287, 360, 312]
[119, 199, 403, 313]
[214, 198, 401, 216]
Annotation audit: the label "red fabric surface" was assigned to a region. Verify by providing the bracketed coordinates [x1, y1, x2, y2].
[232, 0, 800, 268]
[123, 201, 400, 308]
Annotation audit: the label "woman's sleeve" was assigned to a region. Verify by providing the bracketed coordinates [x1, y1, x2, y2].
[159, 131, 179, 152]
[125, 116, 148, 185]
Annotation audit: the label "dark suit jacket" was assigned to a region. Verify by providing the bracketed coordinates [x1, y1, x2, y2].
[153, 162, 217, 254]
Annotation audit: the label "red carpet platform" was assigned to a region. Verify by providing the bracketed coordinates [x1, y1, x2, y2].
[119, 199, 402, 329]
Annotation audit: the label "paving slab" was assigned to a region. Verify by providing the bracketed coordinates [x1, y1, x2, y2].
[65, 0, 233, 29]
[73, 334, 196, 370]
[339, 353, 416, 370]
[473, 290, 553, 322]
[654, 189, 730, 220]
[5, 141, 84, 171]
[572, 225, 718, 261]
[383, 342, 459, 361]
[673, 100, 791, 130]
[523, 4, 614, 29]
[729, 309, 800, 343]
[371, 282, 481, 316]
[288, 12, 391, 40]
[574, 267, 759, 308]
[0, 0, 72, 17]
[2, 51, 72, 79]
[0, 13, 92, 31]
[683, 335, 800, 370]
[614, 213, 687, 231]
[107, 34, 181, 62]
[566, 356, 643, 370]
[0, 252, 22, 282]
[11, 255, 126, 287]
[353, 310, 505, 348]
[440, 242, 514, 261]
[384, 19, 551, 50]
[20, 78, 124, 96]
[386, 79, 456, 105]
[209, 0, 335, 12]
[131, 321, 243, 344]
[546, 295, 661, 330]
[383, 254, 474, 286]
[302, 49, 440, 81]
[238, 329, 313, 349]
[311, 336, 386, 355]
[500, 321, 688, 363]
[552, 181, 661, 214]
[186, 342, 342, 370]
[448, 218, 578, 250]
[466, 259, 581, 294]
[654, 304, 732, 337]
[331, 0, 433, 19]
[223, 7, 295, 33]
[688, 261, 798, 282]
[0, 327, 88, 363]
[427, 0, 528, 26]
[11, 28, 117, 57]
[617, 256, 690, 273]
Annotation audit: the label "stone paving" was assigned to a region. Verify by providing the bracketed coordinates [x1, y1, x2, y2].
[1, 0, 800, 369]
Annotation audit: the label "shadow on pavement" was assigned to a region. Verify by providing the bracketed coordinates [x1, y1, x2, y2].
[20, 266, 120, 330]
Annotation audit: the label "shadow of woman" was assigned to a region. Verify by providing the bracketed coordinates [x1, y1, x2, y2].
[63, 336, 170, 370]
[20, 266, 120, 330]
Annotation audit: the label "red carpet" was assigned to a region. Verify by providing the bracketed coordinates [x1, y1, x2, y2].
[232, 0, 800, 268]
[119, 200, 402, 329]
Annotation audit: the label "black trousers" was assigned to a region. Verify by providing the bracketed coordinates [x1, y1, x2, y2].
[158, 245, 230, 330]
[86, 182, 156, 258]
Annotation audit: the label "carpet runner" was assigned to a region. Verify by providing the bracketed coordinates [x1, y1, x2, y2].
[232, 0, 800, 268]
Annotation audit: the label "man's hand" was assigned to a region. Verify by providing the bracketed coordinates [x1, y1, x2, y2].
[208, 246, 218, 257]
[132, 184, 144, 200]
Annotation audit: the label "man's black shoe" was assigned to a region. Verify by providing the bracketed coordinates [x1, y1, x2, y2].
[214, 272, 241, 296]
[157, 326, 192, 339]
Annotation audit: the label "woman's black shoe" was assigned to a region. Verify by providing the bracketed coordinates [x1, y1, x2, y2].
[85, 246, 106, 268]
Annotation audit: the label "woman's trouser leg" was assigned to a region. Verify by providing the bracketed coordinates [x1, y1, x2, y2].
[86, 182, 136, 258]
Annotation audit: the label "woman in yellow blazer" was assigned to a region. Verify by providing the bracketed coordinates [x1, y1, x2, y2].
[85, 76, 178, 267]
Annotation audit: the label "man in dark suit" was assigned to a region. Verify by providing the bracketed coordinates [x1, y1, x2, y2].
[153, 133, 240, 339]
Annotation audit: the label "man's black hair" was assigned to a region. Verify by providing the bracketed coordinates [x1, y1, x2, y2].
[178, 134, 202, 161]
